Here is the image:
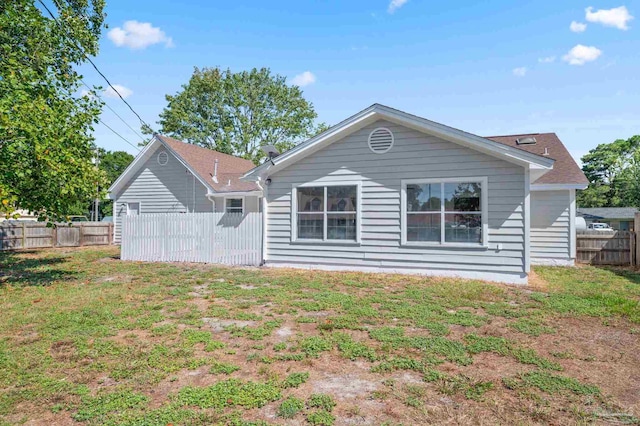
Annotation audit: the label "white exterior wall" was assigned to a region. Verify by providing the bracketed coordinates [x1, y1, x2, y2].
[112, 144, 213, 243]
[530, 190, 574, 265]
[264, 120, 528, 284]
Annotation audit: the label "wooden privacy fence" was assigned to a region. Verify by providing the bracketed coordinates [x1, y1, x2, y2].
[576, 230, 636, 266]
[0, 222, 113, 251]
[120, 212, 263, 266]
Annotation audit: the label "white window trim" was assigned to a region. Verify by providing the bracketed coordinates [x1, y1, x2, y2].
[126, 202, 141, 215]
[224, 196, 245, 214]
[400, 177, 488, 248]
[291, 182, 362, 244]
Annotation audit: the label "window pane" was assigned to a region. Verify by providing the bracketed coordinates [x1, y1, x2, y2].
[297, 187, 324, 212]
[226, 198, 242, 210]
[444, 213, 482, 243]
[444, 182, 481, 212]
[327, 213, 356, 240]
[298, 214, 323, 239]
[327, 186, 357, 212]
[407, 184, 441, 212]
[407, 213, 440, 242]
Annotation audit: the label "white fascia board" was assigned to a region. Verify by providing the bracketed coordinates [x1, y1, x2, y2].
[242, 104, 554, 180]
[206, 190, 263, 198]
[531, 183, 588, 191]
[107, 136, 161, 198]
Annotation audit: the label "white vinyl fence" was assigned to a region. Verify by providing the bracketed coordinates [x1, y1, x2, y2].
[121, 212, 262, 266]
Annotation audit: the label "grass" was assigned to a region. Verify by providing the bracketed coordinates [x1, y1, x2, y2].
[0, 246, 638, 425]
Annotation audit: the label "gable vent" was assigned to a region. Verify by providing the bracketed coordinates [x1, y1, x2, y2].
[157, 151, 169, 166]
[516, 136, 537, 145]
[368, 128, 394, 154]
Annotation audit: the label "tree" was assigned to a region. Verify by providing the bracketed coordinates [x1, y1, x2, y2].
[96, 150, 134, 217]
[577, 135, 640, 208]
[150, 67, 326, 164]
[0, 0, 107, 221]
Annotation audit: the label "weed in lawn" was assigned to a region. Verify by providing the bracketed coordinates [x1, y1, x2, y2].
[282, 372, 309, 388]
[72, 389, 148, 422]
[307, 394, 336, 412]
[210, 361, 241, 375]
[273, 342, 287, 352]
[371, 357, 426, 374]
[465, 334, 562, 370]
[277, 396, 304, 418]
[503, 371, 600, 396]
[332, 333, 377, 361]
[173, 379, 282, 409]
[299, 336, 332, 358]
[307, 410, 336, 426]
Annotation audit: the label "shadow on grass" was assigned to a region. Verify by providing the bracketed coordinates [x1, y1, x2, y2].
[0, 250, 77, 287]
[598, 266, 640, 285]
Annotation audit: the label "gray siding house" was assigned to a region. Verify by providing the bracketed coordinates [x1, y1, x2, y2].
[108, 135, 262, 243]
[243, 104, 588, 284]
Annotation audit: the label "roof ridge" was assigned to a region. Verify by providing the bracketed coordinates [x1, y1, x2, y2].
[485, 133, 550, 138]
[157, 135, 254, 164]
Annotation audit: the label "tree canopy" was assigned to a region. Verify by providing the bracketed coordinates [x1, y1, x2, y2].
[0, 0, 107, 221]
[578, 135, 640, 208]
[149, 67, 327, 164]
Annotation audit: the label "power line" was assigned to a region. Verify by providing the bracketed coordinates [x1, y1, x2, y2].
[80, 81, 145, 142]
[99, 118, 141, 152]
[37, 0, 154, 133]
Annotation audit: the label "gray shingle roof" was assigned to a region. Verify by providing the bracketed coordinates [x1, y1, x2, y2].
[577, 207, 639, 220]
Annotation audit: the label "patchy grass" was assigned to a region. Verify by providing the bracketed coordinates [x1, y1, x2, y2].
[0, 247, 638, 424]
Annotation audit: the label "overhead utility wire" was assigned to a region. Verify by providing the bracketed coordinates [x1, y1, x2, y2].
[37, 0, 155, 134]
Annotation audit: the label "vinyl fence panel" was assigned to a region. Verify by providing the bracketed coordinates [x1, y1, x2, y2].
[121, 212, 263, 266]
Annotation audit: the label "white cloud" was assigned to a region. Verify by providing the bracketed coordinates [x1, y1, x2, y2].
[562, 44, 602, 65]
[108, 20, 174, 49]
[585, 6, 633, 30]
[290, 71, 316, 87]
[104, 84, 133, 99]
[570, 21, 587, 32]
[512, 67, 527, 77]
[538, 56, 556, 63]
[388, 0, 408, 14]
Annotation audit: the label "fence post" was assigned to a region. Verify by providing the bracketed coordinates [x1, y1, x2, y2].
[21, 223, 26, 249]
[79, 224, 84, 247]
[52, 225, 57, 248]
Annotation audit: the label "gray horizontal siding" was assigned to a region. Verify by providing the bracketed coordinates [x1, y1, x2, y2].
[530, 190, 571, 261]
[265, 120, 526, 277]
[113, 145, 213, 243]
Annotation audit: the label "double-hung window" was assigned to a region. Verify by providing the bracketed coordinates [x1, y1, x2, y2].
[225, 198, 244, 214]
[293, 184, 359, 242]
[402, 177, 487, 246]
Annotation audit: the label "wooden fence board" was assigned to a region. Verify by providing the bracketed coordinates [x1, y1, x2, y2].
[576, 230, 636, 265]
[0, 222, 113, 251]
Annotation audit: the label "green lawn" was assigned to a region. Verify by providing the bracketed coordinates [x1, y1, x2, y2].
[0, 247, 638, 425]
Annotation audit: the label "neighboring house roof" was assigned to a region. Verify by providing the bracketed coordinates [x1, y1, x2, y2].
[486, 133, 589, 186]
[108, 135, 260, 198]
[242, 104, 556, 182]
[157, 136, 260, 193]
[577, 207, 639, 220]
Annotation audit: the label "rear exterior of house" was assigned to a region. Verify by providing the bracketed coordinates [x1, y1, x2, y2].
[108, 136, 261, 243]
[243, 104, 588, 284]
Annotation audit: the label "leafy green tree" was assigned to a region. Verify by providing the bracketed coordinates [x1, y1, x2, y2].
[577, 136, 640, 208]
[149, 67, 326, 164]
[97, 150, 134, 217]
[0, 0, 107, 221]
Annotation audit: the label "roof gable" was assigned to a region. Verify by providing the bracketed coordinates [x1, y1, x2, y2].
[108, 136, 260, 198]
[243, 104, 555, 181]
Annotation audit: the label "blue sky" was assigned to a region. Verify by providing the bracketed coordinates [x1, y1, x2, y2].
[79, 0, 639, 163]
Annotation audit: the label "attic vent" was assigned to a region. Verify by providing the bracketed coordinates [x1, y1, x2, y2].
[157, 151, 169, 166]
[516, 137, 537, 145]
[368, 128, 394, 154]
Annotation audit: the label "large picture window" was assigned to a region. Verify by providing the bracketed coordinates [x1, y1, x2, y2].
[402, 178, 487, 246]
[294, 184, 359, 242]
